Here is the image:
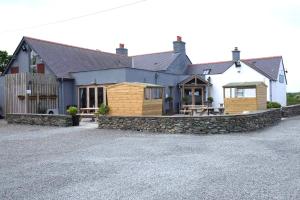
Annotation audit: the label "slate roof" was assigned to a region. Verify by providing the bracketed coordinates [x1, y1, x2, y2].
[242, 56, 282, 80]
[24, 37, 132, 78]
[187, 56, 283, 81]
[187, 61, 234, 75]
[20, 37, 181, 78]
[131, 51, 180, 71]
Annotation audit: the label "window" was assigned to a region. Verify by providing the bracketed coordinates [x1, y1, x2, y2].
[225, 88, 231, 98]
[202, 69, 211, 75]
[97, 87, 104, 106]
[30, 50, 43, 73]
[11, 66, 19, 74]
[30, 51, 38, 73]
[225, 88, 256, 98]
[79, 88, 87, 108]
[168, 86, 173, 97]
[144, 88, 163, 100]
[236, 89, 244, 97]
[279, 74, 285, 83]
[89, 88, 95, 108]
[37, 64, 45, 74]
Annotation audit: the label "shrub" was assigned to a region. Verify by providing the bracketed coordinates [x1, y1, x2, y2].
[267, 101, 281, 109]
[97, 103, 109, 115]
[182, 96, 189, 105]
[67, 106, 78, 116]
[165, 96, 173, 102]
[207, 96, 214, 103]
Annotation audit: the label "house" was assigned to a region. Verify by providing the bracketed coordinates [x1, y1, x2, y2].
[0, 36, 287, 116]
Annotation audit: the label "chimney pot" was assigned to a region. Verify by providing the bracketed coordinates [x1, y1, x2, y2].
[177, 36, 182, 42]
[116, 43, 128, 56]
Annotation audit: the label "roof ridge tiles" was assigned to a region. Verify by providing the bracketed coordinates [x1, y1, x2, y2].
[131, 51, 174, 57]
[23, 36, 128, 58]
[241, 56, 282, 61]
[189, 60, 233, 66]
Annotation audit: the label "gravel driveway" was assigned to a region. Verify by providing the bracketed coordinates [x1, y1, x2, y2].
[0, 117, 299, 200]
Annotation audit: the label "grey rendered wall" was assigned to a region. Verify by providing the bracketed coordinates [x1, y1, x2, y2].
[6, 44, 54, 76]
[70, 68, 127, 110]
[58, 79, 75, 114]
[125, 68, 188, 112]
[71, 68, 127, 85]
[0, 76, 4, 116]
[9, 48, 30, 73]
[71, 68, 188, 113]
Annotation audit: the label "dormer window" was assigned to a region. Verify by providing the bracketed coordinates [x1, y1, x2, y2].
[202, 69, 211, 75]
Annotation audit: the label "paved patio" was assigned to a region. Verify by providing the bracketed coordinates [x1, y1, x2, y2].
[0, 117, 299, 200]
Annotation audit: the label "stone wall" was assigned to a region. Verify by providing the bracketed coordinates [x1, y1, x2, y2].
[6, 114, 73, 127]
[281, 104, 300, 118]
[98, 109, 282, 134]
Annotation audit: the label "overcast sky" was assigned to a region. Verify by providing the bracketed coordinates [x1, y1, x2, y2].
[0, 0, 299, 92]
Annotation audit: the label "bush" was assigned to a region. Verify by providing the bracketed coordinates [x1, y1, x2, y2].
[267, 101, 281, 109]
[165, 96, 173, 102]
[97, 103, 109, 115]
[207, 96, 214, 103]
[287, 92, 300, 105]
[67, 106, 78, 116]
[182, 96, 189, 105]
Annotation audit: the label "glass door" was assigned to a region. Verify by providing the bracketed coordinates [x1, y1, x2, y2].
[79, 88, 87, 108]
[97, 87, 104, 107]
[194, 88, 202, 105]
[89, 88, 95, 108]
[184, 88, 193, 105]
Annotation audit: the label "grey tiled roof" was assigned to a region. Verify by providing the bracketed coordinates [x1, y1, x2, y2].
[242, 56, 282, 80]
[131, 51, 180, 71]
[187, 61, 234, 75]
[187, 56, 282, 81]
[24, 37, 132, 78]
[24, 37, 180, 77]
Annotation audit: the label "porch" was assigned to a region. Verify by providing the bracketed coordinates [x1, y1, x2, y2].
[179, 75, 211, 106]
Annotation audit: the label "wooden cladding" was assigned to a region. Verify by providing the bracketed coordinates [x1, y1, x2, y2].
[107, 83, 163, 116]
[11, 66, 19, 74]
[223, 83, 267, 114]
[5, 73, 59, 114]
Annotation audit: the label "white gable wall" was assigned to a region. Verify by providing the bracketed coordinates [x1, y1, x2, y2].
[270, 60, 287, 106]
[207, 62, 270, 108]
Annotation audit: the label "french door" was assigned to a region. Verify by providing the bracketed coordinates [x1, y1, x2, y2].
[78, 86, 105, 109]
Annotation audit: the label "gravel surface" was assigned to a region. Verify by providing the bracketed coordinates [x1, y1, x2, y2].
[0, 117, 299, 200]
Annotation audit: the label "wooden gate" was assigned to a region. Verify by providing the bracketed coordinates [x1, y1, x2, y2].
[5, 73, 59, 114]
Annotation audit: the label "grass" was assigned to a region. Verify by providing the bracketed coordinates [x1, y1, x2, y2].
[287, 92, 300, 105]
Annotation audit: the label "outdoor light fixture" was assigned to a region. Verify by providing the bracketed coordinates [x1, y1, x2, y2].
[21, 44, 27, 51]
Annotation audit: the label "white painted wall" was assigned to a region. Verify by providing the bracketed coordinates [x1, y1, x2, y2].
[207, 62, 270, 107]
[270, 60, 287, 106]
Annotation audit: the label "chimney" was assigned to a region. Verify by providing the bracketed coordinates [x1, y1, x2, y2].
[173, 36, 186, 54]
[232, 47, 240, 61]
[116, 43, 128, 56]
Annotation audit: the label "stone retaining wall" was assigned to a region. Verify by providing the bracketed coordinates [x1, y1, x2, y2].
[6, 114, 73, 127]
[281, 104, 300, 118]
[98, 109, 282, 134]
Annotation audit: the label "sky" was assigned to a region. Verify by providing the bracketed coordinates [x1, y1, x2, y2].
[0, 0, 299, 92]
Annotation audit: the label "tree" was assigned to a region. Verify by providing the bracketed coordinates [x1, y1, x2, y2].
[0, 50, 12, 73]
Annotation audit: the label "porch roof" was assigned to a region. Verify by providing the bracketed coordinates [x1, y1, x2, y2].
[223, 81, 267, 88]
[179, 75, 211, 86]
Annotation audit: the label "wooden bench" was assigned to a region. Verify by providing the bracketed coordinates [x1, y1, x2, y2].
[78, 108, 98, 118]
